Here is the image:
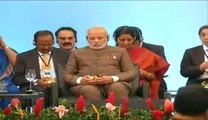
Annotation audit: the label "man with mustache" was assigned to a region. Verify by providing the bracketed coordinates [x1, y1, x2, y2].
[63, 26, 136, 99]
[55, 27, 77, 51]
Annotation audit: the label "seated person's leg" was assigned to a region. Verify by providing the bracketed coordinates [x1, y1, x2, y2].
[71, 85, 103, 99]
[149, 80, 160, 99]
[7, 83, 19, 93]
[158, 79, 167, 99]
[0, 83, 19, 109]
[136, 85, 143, 97]
[105, 82, 130, 99]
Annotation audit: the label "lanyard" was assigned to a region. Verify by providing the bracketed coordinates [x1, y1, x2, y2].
[38, 53, 52, 67]
[204, 50, 208, 59]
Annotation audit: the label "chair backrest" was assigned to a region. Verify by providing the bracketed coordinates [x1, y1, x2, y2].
[131, 63, 149, 99]
[56, 63, 149, 99]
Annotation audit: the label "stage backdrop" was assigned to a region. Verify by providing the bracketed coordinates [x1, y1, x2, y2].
[0, 1, 207, 91]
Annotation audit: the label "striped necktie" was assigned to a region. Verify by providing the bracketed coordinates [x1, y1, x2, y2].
[41, 54, 51, 70]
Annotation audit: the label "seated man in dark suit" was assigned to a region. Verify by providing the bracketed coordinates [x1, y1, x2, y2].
[13, 30, 69, 107]
[63, 26, 136, 99]
[180, 25, 208, 87]
[130, 26, 168, 99]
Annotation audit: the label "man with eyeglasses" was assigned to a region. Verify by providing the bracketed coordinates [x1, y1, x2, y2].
[13, 30, 69, 107]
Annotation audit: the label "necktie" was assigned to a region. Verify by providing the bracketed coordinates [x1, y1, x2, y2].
[204, 49, 208, 62]
[41, 54, 51, 70]
[41, 54, 55, 84]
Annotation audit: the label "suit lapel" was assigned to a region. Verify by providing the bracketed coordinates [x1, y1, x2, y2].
[29, 49, 41, 79]
[51, 48, 58, 77]
[197, 46, 205, 64]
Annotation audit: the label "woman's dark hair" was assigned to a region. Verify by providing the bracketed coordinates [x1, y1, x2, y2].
[113, 25, 135, 46]
[129, 26, 144, 42]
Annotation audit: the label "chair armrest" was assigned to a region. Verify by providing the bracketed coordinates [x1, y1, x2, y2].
[131, 63, 150, 99]
[142, 82, 149, 99]
[51, 83, 58, 106]
[131, 63, 139, 96]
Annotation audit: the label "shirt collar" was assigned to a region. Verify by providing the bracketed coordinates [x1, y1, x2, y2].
[38, 51, 51, 56]
[203, 44, 208, 51]
[140, 41, 143, 47]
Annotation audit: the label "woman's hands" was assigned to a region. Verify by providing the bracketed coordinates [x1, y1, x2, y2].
[140, 69, 156, 81]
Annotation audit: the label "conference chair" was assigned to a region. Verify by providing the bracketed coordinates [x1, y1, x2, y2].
[51, 63, 150, 108]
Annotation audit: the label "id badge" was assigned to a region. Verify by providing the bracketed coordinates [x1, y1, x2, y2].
[42, 69, 56, 84]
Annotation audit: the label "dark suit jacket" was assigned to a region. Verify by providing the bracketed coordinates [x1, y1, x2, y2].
[180, 45, 205, 85]
[63, 46, 136, 88]
[13, 47, 69, 92]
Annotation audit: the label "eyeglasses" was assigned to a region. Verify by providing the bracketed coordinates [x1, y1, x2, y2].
[38, 44, 53, 48]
